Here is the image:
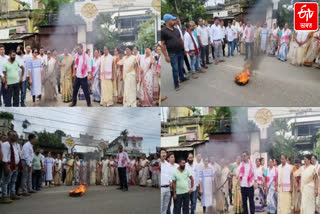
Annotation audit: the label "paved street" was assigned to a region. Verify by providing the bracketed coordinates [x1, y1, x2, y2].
[161, 53, 320, 106]
[0, 185, 160, 214]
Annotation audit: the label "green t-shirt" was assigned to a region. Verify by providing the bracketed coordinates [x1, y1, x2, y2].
[3, 60, 21, 85]
[173, 168, 191, 195]
[33, 154, 42, 170]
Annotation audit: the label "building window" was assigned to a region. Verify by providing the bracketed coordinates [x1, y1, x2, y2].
[132, 142, 136, 148]
[186, 127, 198, 132]
[297, 125, 310, 136]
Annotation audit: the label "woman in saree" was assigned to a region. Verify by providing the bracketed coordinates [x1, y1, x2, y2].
[254, 158, 265, 212]
[115, 48, 124, 104]
[117, 47, 140, 107]
[293, 160, 302, 214]
[90, 159, 96, 185]
[92, 50, 101, 102]
[65, 155, 75, 186]
[112, 48, 119, 100]
[59, 48, 74, 103]
[41, 50, 57, 105]
[278, 23, 292, 62]
[268, 23, 279, 57]
[265, 159, 278, 214]
[109, 156, 115, 185]
[304, 25, 320, 67]
[128, 155, 136, 185]
[254, 23, 261, 56]
[239, 24, 246, 55]
[74, 156, 81, 185]
[232, 156, 243, 214]
[139, 47, 155, 107]
[96, 159, 102, 185]
[291, 31, 312, 66]
[300, 154, 318, 214]
[28, 48, 44, 106]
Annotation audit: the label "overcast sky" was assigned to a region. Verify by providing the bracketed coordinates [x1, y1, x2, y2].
[1, 108, 160, 154]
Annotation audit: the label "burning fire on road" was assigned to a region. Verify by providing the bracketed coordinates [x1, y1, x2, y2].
[235, 63, 251, 86]
[69, 184, 88, 197]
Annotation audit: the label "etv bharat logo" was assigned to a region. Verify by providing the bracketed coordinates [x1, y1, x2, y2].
[294, 3, 318, 31]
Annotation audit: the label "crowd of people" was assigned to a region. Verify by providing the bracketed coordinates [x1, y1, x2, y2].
[0, 131, 161, 204]
[161, 14, 320, 91]
[0, 43, 165, 107]
[161, 148, 320, 214]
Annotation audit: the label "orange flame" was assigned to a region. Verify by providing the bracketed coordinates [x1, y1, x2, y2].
[235, 64, 251, 85]
[69, 184, 88, 197]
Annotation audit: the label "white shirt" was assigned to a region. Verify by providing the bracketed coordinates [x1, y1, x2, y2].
[240, 162, 257, 187]
[186, 162, 198, 191]
[75, 53, 92, 78]
[21, 141, 34, 167]
[116, 151, 130, 168]
[38, 54, 47, 66]
[16, 55, 28, 81]
[1, 141, 21, 165]
[231, 25, 239, 38]
[167, 162, 179, 182]
[210, 24, 223, 42]
[197, 25, 210, 46]
[220, 26, 226, 40]
[184, 31, 199, 52]
[0, 55, 9, 76]
[55, 159, 62, 170]
[161, 160, 171, 187]
[226, 27, 235, 42]
[62, 158, 67, 169]
[175, 25, 184, 39]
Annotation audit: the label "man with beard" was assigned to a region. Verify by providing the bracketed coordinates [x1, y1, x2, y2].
[173, 159, 194, 214]
[115, 145, 129, 191]
[185, 153, 199, 214]
[2, 50, 24, 107]
[16, 46, 29, 107]
[160, 148, 171, 214]
[0, 131, 21, 204]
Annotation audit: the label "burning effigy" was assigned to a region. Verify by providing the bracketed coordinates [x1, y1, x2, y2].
[235, 63, 251, 86]
[69, 184, 88, 197]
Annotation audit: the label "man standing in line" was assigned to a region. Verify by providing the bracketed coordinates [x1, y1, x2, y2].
[70, 43, 92, 107]
[238, 151, 257, 214]
[3, 50, 24, 107]
[0, 45, 9, 106]
[16, 46, 29, 107]
[21, 133, 37, 196]
[210, 17, 225, 65]
[160, 148, 171, 214]
[161, 14, 188, 91]
[243, 20, 255, 61]
[186, 153, 199, 214]
[197, 18, 211, 68]
[115, 145, 129, 191]
[173, 159, 194, 214]
[0, 131, 21, 204]
[167, 152, 179, 214]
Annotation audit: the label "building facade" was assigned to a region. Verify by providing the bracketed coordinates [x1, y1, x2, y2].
[107, 136, 143, 156]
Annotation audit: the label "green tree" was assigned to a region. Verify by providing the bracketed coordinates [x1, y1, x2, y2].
[203, 107, 231, 136]
[313, 130, 320, 158]
[34, 130, 66, 149]
[161, 0, 209, 24]
[120, 129, 129, 147]
[94, 13, 121, 53]
[32, 0, 74, 26]
[0, 112, 14, 120]
[268, 119, 299, 161]
[136, 17, 156, 50]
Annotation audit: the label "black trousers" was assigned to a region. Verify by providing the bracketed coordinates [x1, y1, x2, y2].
[211, 45, 215, 59]
[32, 170, 42, 190]
[241, 186, 255, 214]
[15, 170, 22, 193]
[62, 169, 66, 183]
[5, 82, 20, 107]
[72, 77, 91, 106]
[174, 193, 189, 214]
[118, 167, 128, 190]
[200, 45, 209, 65]
[183, 54, 191, 71]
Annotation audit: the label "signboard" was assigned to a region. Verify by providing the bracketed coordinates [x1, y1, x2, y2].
[294, 2, 318, 31]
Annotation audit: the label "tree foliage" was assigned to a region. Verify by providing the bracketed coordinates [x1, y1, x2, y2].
[268, 119, 299, 161]
[313, 130, 320, 158]
[203, 107, 232, 136]
[0, 112, 14, 120]
[34, 130, 66, 149]
[94, 13, 121, 53]
[161, 0, 209, 24]
[120, 129, 129, 147]
[136, 17, 156, 50]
